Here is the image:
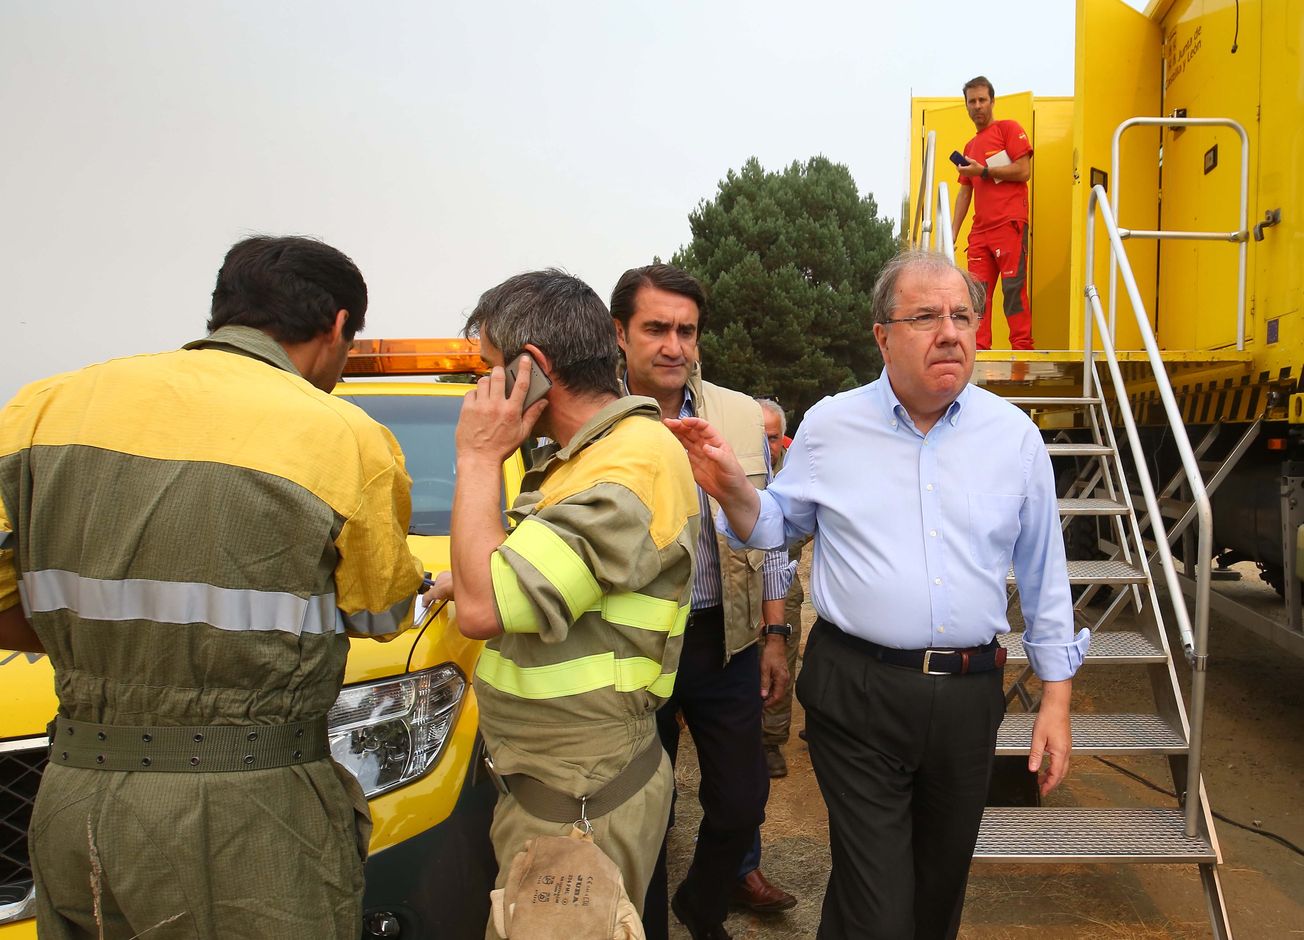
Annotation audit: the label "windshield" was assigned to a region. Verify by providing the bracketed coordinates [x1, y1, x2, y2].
[339, 394, 501, 537]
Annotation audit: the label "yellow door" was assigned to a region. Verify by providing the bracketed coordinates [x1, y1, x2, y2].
[1069, 0, 1162, 353]
[1154, 0, 1257, 351]
[1252, 0, 1303, 357]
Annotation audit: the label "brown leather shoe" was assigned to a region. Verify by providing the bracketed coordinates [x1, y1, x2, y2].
[732, 869, 798, 913]
[765, 745, 788, 778]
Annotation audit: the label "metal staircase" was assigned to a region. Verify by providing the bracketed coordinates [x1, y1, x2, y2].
[959, 188, 1236, 937]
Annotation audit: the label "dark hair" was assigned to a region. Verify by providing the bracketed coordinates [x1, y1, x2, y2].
[963, 76, 995, 100]
[609, 263, 707, 332]
[871, 250, 984, 324]
[208, 236, 367, 343]
[464, 269, 620, 397]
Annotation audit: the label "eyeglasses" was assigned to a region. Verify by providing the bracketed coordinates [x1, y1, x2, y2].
[883, 312, 982, 332]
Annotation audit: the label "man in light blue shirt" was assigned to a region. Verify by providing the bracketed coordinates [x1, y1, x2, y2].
[666, 250, 1089, 940]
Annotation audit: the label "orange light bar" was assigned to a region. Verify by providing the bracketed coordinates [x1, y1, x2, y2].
[1266, 437, 1287, 452]
[345, 338, 485, 377]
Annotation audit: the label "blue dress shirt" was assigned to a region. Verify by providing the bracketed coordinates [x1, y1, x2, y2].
[724, 376, 1089, 682]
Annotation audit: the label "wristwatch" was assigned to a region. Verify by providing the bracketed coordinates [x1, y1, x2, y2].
[764, 623, 793, 638]
[981, 165, 990, 179]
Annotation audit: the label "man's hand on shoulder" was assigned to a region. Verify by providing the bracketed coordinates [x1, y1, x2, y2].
[663, 416, 749, 502]
[665, 415, 763, 540]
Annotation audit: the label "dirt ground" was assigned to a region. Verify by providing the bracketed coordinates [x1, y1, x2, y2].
[664, 557, 1304, 939]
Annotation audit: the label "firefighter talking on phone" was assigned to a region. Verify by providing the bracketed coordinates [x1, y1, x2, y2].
[447, 269, 699, 938]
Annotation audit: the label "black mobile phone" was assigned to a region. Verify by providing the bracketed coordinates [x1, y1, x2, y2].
[504, 354, 553, 410]
[949, 150, 967, 167]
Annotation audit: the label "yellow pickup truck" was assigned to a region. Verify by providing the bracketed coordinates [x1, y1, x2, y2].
[0, 338, 518, 939]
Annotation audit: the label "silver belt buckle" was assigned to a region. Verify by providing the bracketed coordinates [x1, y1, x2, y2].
[922, 649, 955, 675]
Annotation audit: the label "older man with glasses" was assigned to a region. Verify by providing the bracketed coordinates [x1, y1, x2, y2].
[665, 250, 1088, 940]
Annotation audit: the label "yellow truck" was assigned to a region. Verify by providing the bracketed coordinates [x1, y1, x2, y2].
[906, 1, 1301, 936]
[912, 0, 1304, 652]
[0, 338, 517, 939]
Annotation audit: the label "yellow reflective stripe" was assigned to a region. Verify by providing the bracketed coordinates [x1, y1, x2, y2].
[593, 593, 689, 636]
[648, 670, 677, 698]
[476, 647, 666, 700]
[505, 519, 601, 620]
[491, 552, 539, 634]
[669, 605, 688, 639]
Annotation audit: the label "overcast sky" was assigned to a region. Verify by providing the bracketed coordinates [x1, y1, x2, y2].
[2, 1, 1146, 401]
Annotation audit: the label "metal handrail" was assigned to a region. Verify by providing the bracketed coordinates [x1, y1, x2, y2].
[1084, 184, 1212, 837]
[911, 131, 938, 249]
[936, 182, 955, 258]
[1109, 117, 1249, 349]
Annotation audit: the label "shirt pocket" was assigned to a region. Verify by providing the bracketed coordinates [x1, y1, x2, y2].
[967, 493, 1025, 570]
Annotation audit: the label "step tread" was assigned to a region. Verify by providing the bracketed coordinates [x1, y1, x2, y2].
[996, 713, 1186, 754]
[999, 630, 1166, 663]
[975, 807, 1215, 863]
[1009, 560, 1148, 585]
[1046, 442, 1113, 456]
[1005, 396, 1102, 406]
[1058, 497, 1128, 516]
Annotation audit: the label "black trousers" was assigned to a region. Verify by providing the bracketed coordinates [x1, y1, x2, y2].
[642, 606, 769, 937]
[798, 619, 1005, 940]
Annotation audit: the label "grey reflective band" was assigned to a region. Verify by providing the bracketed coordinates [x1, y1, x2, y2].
[21, 569, 342, 636]
[341, 594, 414, 637]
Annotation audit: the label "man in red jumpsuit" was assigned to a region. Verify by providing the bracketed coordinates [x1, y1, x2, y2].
[950, 75, 1034, 350]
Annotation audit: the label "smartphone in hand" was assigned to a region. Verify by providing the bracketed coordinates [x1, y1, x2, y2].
[504, 354, 553, 410]
[949, 150, 967, 167]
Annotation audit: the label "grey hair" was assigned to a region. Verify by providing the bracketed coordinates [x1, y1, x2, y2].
[463, 269, 621, 397]
[870, 250, 985, 324]
[756, 397, 786, 436]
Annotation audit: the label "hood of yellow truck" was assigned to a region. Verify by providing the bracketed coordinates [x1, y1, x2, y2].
[0, 650, 57, 741]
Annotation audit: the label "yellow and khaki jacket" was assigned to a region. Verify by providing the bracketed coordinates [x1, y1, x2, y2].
[0, 325, 424, 728]
[685, 366, 771, 658]
[475, 397, 699, 798]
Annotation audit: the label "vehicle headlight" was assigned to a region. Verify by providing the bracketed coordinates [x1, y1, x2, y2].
[327, 664, 466, 798]
[0, 883, 37, 926]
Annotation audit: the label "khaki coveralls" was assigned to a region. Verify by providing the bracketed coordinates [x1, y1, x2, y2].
[0, 327, 423, 939]
[474, 397, 699, 938]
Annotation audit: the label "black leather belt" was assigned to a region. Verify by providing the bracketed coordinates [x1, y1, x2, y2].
[816, 617, 1007, 675]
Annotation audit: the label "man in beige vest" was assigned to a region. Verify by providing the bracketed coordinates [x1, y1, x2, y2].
[611, 264, 797, 940]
